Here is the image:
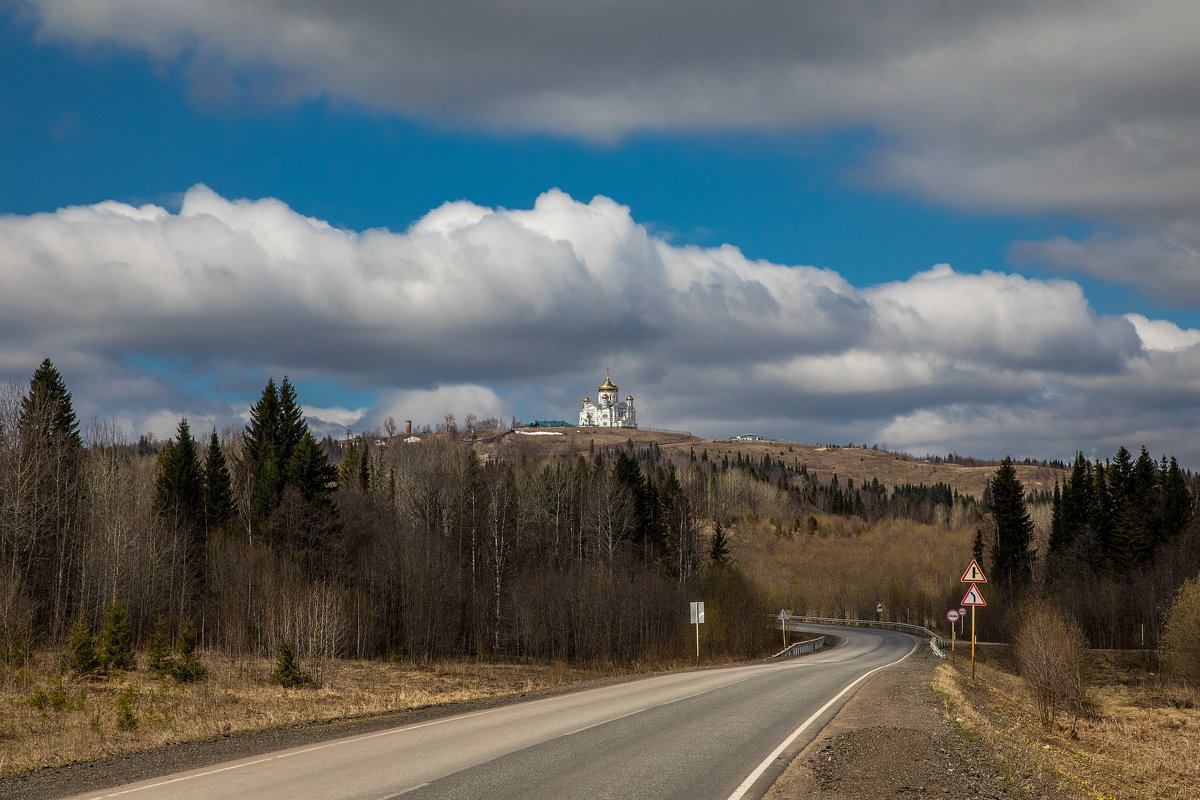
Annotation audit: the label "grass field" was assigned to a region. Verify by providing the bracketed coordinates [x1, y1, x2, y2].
[0, 653, 609, 777]
[936, 647, 1200, 800]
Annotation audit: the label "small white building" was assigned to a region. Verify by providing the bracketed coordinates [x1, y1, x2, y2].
[578, 374, 637, 429]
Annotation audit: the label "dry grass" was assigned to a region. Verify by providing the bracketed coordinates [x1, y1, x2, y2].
[0, 653, 608, 777]
[934, 649, 1200, 800]
[466, 432, 1065, 498]
[663, 441, 1065, 499]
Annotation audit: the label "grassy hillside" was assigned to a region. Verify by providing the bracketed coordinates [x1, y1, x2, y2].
[449, 428, 1064, 499]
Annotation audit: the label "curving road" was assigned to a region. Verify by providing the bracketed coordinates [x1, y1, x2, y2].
[66, 625, 916, 800]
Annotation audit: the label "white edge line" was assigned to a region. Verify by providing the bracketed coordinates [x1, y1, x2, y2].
[723, 640, 918, 800]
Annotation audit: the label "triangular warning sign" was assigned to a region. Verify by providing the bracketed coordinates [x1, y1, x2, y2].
[960, 560, 988, 583]
[961, 584, 987, 606]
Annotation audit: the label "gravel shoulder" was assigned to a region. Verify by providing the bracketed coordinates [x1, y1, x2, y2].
[764, 647, 1039, 800]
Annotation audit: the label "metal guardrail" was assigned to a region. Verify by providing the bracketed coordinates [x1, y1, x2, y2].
[771, 635, 826, 659]
[779, 615, 950, 650]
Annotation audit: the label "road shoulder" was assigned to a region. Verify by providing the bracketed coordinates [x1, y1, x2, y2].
[763, 647, 1020, 800]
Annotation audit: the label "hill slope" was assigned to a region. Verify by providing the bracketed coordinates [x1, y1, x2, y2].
[429, 428, 1065, 499]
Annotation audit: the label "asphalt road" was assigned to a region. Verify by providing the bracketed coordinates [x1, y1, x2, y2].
[65, 625, 917, 800]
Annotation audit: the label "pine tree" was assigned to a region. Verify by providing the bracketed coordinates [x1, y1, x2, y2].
[97, 601, 136, 673]
[203, 430, 235, 531]
[989, 457, 1034, 597]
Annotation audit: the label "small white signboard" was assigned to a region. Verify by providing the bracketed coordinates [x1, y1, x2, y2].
[690, 601, 705, 624]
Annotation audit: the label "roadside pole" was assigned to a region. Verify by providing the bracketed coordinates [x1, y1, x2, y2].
[946, 609, 960, 659]
[691, 601, 705, 664]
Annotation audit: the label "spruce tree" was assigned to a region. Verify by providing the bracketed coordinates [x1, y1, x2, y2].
[357, 443, 371, 492]
[989, 457, 1034, 597]
[271, 640, 310, 688]
[203, 430, 235, 531]
[65, 613, 100, 676]
[709, 526, 731, 567]
[20, 358, 82, 448]
[1161, 456, 1192, 544]
[154, 418, 203, 519]
[97, 601, 136, 673]
[147, 615, 172, 676]
[287, 432, 337, 506]
[277, 377, 307, 467]
[338, 442, 362, 489]
[169, 617, 207, 683]
[17, 359, 83, 640]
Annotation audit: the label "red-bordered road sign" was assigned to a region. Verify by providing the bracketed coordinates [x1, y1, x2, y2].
[961, 560, 988, 583]
[947, 609, 961, 622]
[961, 584, 987, 606]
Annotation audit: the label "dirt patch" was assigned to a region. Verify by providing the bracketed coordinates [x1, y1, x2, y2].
[764, 648, 1072, 800]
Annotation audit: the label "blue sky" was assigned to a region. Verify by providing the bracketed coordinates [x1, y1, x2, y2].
[3, 2, 1200, 464]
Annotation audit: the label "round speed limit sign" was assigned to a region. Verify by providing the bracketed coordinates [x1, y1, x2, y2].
[946, 609, 961, 622]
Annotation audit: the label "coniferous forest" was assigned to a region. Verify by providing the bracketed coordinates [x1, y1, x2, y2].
[2, 359, 1198, 674]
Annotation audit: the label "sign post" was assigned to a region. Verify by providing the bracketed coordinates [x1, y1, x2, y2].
[960, 560, 988, 679]
[946, 609, 960, 656]
[875, 602, 883, 620]
[777, 609, 789, 648]
[690, 601, 705, 663]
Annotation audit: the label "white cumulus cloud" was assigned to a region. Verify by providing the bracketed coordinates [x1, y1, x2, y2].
[1, 186, 1199, 462]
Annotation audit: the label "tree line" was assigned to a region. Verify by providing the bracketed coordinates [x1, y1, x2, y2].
[982, 452, 1198, 649]
[1, 360, 775, 671]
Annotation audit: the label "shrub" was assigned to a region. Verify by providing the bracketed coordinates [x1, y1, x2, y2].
[1162, 576, 1200, 684]
[271, 640, 311, 688]
[1015, 598, 1091, 728]
[115, 685, 138, 731]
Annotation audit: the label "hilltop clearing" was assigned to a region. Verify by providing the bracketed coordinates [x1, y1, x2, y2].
[440, 428, 1064, 499]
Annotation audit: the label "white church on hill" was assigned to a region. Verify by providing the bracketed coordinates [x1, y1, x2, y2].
[578, 373, 638, 429]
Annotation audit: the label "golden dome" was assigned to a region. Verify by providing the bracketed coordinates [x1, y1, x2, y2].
[598, 376, 618, 393]
[626, 394, 634, 401]
[583, 396, 591, 404]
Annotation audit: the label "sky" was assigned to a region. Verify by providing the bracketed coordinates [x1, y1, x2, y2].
[3, 1, 1200, 464]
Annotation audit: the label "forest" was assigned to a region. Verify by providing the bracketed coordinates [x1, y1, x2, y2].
[2, 359, 1198, 679]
